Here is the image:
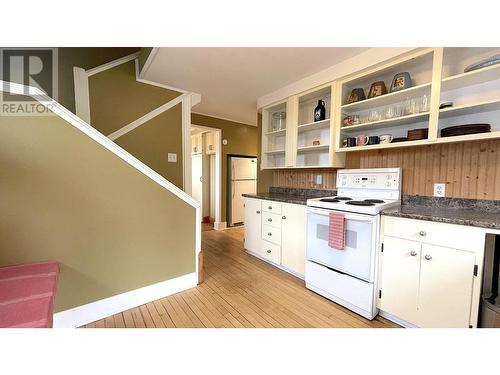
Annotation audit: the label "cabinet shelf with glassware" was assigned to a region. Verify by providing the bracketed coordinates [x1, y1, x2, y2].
[261, 83, 345, 169]
[334, 48, 436, 152]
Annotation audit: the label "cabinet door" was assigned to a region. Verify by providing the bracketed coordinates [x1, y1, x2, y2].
[243, 198, 261, 254]
[281, 203, 307, 276]
[418, 244, 475, 328]
[379, 236, 421, 324]
[205, 132, 215, 154]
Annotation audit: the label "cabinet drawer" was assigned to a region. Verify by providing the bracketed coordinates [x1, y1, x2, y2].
[262, 224, 281, 245]
[260, 240, 281, 264]
[262, 211, 282, 228]
[262, 200, 282, 215]
[382, 216, 485, 252]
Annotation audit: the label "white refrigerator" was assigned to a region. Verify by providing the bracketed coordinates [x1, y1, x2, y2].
[228, 156, 257, 226]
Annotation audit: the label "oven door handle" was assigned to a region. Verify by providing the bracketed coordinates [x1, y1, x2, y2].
[307, 208, 375, 223]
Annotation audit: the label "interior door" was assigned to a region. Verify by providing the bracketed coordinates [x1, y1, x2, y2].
[281, 203, 307, 276]
[191, 154, 203, 212]
[417, 244, 476, 328]
[232, 157, 257, 180]
[379, 236, 421, 325]
[231, 180, 256, 225]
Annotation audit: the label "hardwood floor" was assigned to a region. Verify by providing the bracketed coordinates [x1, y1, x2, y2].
[82, 226, 397, 328]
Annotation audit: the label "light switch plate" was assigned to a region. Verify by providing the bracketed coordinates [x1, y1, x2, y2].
[315, 174, 322, 185]
[433, 183, 445, 197]
[167, 153, 177, 163]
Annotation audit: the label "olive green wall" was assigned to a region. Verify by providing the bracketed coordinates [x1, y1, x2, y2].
[0, 113, 196, 312]
[88, 60, 181, 135]
[138, 47, 153, 73]
[58, 47, 140, 113]
[191, 113, 258, 223]
[88, 60, 184, 188]
[256, 113, 273, 193]
[116, 104, 184, 189]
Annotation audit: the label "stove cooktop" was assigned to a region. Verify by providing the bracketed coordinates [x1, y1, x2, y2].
[307, 196, 400, 215]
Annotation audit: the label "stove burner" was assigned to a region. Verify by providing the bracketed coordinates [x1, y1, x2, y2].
[333, 196, 353, 201]
[320, 198, 340, 203]
[345, 200, 375, 206]
[364, 199, 385, 204]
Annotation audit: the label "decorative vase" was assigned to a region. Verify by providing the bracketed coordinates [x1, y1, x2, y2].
[314, 100, 326, 122]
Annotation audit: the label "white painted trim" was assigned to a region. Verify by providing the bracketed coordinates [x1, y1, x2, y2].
[86, 52, 141, 77]
[135, 58, 190, 94]
[192, 111, 257, 127]
[107, 94, 187, 141]
[214, 221, 227, 231]
[191, 125, 222, 227]
[138, 47, 159, 78]
[53, 272, 197, 328]
[73, 67, 91, 123]
[182, 97, 193, 195]
[257, 47, 418, 109]
[0, 80, 201, 257]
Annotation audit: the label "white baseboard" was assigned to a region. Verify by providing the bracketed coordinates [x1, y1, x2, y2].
[378, 310, 415, 328]
[214, 221, 227, 230]
[53, 272, 197, 328]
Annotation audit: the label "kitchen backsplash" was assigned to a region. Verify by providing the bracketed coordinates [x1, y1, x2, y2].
[272, 139, 500, 200]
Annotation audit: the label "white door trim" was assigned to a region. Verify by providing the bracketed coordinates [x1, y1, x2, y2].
[191, 124, 223, 229]
[53, 272, 197, 328]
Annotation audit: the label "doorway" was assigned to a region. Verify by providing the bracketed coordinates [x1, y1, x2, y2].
[190, 125, 222, 230]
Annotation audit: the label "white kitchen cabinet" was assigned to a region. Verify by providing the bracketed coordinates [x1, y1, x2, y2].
[281, 203, 307, 276]
[243, 198, 261, 255]
[191, 133, 203, 154]
[379, 216, 485, 328]
[378, 236, 421, 325]
[244, 197, 306, 278]
[418, 243, 476, 328]
[205, 132, 215, 155]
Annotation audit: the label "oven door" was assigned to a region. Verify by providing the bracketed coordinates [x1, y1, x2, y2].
[306, 207, 378, 282]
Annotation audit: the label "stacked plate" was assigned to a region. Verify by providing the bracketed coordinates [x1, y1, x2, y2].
[407, 128, 429, 141]
[441, 123, 491, 137]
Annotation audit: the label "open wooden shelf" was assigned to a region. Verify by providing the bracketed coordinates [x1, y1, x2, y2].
[337, 138, 430, 152]
[441, 63, 500, 92]
[341, 83, 431, 113]
[340, 112, 430, 133]
[265, 128, 287, 136]
[435, 130, 500, 144]
[439, 98, 500, 118]
[297, 144, 330, 153]
[297, 118, 330, 132]
[264, 149, 285, 155]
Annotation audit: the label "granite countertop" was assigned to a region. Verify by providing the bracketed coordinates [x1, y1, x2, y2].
[381, 196, 500, 230]
[243, 187, 337, 206]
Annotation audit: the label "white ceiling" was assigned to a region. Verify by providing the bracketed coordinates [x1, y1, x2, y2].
[142, 48, 368, 126]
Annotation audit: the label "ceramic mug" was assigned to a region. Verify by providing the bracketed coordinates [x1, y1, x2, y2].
[367, 136, 380, 145]
[356, 135, 368, 146]
[343, 137, 357, 147]
[379, 134, 393, 144]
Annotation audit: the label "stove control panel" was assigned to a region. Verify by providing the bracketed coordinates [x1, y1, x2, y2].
[337, 169, 400, 190]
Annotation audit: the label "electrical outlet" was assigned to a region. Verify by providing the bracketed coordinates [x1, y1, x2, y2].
[315, 175, 322, 185]
[433, 183, 446, 197]
[167, 153, 177, 163]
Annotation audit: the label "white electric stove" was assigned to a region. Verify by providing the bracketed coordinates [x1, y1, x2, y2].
[305, 168, 401, 320]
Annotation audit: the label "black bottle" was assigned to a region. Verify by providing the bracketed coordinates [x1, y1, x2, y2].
[314, 100, 326, 122]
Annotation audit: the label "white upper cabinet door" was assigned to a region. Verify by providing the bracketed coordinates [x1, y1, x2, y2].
[417, 244, 476, 328]
[243, 198, 262, 255]
[281, 203, 307, 276]
[379, 236, 421, 325]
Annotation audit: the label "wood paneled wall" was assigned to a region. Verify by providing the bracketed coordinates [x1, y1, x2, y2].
[272, 139, 500, 200]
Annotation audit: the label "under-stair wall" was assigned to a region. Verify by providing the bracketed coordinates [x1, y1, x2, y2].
[0, 82, 200, 327]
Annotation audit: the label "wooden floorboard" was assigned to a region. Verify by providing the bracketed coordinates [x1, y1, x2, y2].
[81, 226, 397, 328]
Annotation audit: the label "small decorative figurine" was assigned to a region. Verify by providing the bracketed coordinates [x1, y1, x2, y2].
[390, 72, 412, 92]
[368, 81, 387, 98]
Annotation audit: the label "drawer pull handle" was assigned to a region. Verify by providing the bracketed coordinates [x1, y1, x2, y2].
[268, 206, 272, 210]
[410, 251, 418, 257]
[268, 232, 272, 236]
[268, 218, 272, 222]
[424, 254, 432, 261]
[419, 230, 427, 236]
[267, 250, 271, 254]
[256, 210, 260, 214]
[282, 216, 286, 220]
